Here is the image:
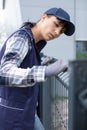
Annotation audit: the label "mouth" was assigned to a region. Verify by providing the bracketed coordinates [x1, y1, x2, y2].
[48, 33, 55, 39]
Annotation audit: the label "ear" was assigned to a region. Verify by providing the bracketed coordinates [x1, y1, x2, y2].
[41, 14, 48, 21]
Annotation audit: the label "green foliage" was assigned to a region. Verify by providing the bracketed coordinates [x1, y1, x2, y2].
[76, 53, 87, 59]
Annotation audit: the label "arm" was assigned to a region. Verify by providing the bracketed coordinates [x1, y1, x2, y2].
[0, 31, 46, 87]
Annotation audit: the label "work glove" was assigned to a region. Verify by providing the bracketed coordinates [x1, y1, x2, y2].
[45, 60, 68, 77]
[41, 56, 53, 65]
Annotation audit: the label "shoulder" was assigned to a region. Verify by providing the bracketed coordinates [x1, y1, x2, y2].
[13, 28, 31, 40]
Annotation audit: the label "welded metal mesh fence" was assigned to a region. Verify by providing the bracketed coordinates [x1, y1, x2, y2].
[51, 71, 69, 130]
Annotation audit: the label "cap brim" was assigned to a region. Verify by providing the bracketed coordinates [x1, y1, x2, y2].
[56, 16, 75, 36]
[64, 22, 75, 36]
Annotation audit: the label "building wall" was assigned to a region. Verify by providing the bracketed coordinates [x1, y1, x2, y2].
[75, 0, 87, 41]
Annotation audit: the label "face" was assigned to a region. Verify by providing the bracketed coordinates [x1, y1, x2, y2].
[40, 14, 66, 41]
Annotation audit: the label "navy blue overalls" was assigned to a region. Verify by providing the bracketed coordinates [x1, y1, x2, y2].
[0, 27, 46, 130]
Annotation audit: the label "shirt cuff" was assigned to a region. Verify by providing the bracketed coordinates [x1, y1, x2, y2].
[34, 66, 46, 82]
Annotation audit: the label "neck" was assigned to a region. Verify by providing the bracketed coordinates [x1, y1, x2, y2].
[31, 24, 43, 43]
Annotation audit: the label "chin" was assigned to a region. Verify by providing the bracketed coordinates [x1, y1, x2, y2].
[47, 38, 55, 41]
[45, 37, 53, 41]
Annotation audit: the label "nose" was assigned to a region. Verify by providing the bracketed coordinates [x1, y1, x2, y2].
[54, 29, 61, 37]
[54, 26, 63, 37]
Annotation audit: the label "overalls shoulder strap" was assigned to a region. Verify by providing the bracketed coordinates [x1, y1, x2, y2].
[0, 28, 31, 64]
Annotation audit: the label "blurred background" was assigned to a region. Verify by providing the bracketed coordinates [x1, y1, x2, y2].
[0, 1, 87, 130]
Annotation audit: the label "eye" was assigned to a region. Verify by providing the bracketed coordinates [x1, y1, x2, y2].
[54, 21, 60, 27]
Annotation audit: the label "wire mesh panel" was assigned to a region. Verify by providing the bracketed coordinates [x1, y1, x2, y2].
[39, 54, 69, 130]
[51, 71, 69, 130]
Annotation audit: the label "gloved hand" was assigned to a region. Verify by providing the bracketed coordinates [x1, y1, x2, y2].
[41, 56, 53, 65]
[45, 60, 68, 77]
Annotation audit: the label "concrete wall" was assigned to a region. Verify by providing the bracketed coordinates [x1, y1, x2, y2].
[75, 0, 87, 41]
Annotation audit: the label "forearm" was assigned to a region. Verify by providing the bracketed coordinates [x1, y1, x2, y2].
[0, 63, 46, 87]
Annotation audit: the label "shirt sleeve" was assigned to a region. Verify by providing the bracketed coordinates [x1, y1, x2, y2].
[0, 31, 46, 87]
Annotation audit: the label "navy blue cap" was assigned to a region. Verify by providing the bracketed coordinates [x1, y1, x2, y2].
[44, 8, 75, 36]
